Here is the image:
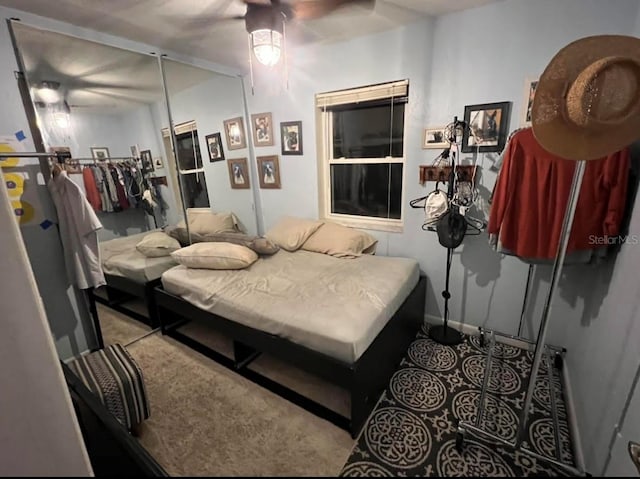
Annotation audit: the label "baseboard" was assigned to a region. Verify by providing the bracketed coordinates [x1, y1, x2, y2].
[424, 314, 535, 350]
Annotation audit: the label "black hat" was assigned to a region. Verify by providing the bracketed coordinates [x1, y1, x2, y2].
[437, 210, 467, 249]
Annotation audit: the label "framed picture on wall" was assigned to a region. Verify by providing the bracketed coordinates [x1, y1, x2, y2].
[251, 112, 274, 147]
[140, 149, 154, 172]
[257, 155, 281, 189]
[153, 157, 164, 170]
[227, 158, 250, 189]
[462, 101, 511, 153]
[422, 126, 448, 149]
[91, 146, 110, 161]
[223, 117, 247, 150]
[205, 132, 225, 162]
[520, 77, 539, 127]
[280, 121, 303, 155]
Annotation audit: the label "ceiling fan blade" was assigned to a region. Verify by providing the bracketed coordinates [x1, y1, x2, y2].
[292, 0, 374, 20]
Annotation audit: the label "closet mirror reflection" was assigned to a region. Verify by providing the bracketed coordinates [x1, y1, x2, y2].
[161, 58, 258, 238]
[13, 22, 185, 238]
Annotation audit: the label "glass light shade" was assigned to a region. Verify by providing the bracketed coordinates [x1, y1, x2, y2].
[38, 87, 60, 104]
[251, 29, 282, 67]
[53, 111, 70, 129]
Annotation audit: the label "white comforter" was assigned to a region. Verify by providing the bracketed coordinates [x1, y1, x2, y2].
[100, 230, 177, 283]
[162, 249, 419, 363]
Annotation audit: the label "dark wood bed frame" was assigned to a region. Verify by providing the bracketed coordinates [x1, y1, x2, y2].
[91, 274, 161, 329]
[153, 275, 426, 438]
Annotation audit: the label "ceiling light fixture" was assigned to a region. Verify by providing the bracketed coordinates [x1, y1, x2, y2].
[52, 101, 71, 130]
[250, 28, 282, 67]
[36, 80, 61, 104]
[246, 5, 288, 94]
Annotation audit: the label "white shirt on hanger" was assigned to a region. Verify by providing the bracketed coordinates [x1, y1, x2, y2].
[48, 170, 106, 289]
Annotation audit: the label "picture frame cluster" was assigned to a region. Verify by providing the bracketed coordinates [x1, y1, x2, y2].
[218, 112, 304, 190]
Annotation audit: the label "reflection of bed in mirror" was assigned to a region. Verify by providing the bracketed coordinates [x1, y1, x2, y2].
[93, 230, 178, 328]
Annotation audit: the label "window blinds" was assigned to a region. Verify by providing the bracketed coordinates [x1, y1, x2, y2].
[315, 80, 409, 109]
[161, 120, 197, 137]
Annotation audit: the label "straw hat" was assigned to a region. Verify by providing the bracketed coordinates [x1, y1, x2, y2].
[532, 35, 640, 161]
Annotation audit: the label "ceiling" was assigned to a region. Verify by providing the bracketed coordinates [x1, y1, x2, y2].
[2, 0, 500, 71]
[13, 22, 222, 112]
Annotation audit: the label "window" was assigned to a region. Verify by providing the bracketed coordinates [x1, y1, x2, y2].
[316, 80, 408, 232]
[162, 121, 210, 210]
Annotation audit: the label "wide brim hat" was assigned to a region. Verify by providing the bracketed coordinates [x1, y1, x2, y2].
[532, 35, 640, 161]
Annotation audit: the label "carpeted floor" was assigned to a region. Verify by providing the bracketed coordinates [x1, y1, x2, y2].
[97, 303, 150, 346]
[97, 305, 354, 476]
[340, 324, 575, 477]
[98, 305, 577, 477]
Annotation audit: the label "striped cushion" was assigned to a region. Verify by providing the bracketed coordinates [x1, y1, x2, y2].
[68, 344, 150, 429]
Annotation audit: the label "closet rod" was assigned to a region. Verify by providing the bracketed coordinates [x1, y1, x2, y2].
[0, 152, 58, 158]
[69, 156, 135, 163]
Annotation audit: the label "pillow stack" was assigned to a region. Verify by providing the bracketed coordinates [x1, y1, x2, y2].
[264, 216, 378, 259]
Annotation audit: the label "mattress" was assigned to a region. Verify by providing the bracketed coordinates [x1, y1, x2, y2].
[100, 230, 177, 283]
[161, 249, 420, 363]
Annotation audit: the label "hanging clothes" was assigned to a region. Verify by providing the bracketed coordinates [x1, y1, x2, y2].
[82, 167, 102, 212]
[48, 170, 105, 289]
[110, 165, 130, 211]
[488, 128, 630, 260]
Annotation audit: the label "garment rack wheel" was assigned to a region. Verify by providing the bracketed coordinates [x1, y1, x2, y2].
[478, 329, 486, 347]
[455, 426, 466, 452]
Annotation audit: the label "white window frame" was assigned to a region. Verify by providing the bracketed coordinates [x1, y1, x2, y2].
[315, 80, 408, 233]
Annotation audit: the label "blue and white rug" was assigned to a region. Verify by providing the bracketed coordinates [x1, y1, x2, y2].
[340, 324, 574, 477]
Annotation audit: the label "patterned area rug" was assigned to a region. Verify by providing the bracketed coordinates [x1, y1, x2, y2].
[340, 324, 575, 477]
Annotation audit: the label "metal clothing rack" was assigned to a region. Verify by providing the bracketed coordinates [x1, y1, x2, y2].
[455, 160, 588, 476]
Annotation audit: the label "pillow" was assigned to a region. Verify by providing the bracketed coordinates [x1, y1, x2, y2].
[171, 242, 258, 270]
[196, 232, 280, 256]
[302, 222, 378, 259]
[265, 216, 323, 252]
[165, 225, 190, 246]
[164, 227, 279, 255]
[176, 210, 240, 236]
[136, 232, 181, 258]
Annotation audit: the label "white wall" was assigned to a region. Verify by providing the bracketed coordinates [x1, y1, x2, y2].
[152, 70, 258, 235]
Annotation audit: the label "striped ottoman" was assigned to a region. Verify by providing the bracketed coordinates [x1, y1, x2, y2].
[68, 344, 150, 431]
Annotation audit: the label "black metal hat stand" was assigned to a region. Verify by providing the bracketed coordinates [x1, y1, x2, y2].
[428, 117, 463, 346]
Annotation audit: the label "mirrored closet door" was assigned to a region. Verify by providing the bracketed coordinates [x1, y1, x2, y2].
[161, 58, 258, 237]
[12, 22, 185, 240]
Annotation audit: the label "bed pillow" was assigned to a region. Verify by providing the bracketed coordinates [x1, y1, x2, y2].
[177, 210, 241, 236]
[171, 242, 258, 270]
[196, 232, 280, 256]
[265, 216, 323, 251]
[301, 222, 378, 259]
[136, 232, 181, 258]
[164, 227, 279, 255]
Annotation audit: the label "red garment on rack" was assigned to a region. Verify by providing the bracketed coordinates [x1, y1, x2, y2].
[82, 167, 102, 212]
[488, 128, 630, 259]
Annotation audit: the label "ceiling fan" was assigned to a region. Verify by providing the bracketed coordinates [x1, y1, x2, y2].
[173, 0, 375, 66]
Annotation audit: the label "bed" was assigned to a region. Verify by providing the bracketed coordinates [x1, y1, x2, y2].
[154, 249, 426, 437]
[92, 230, 178, 327]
